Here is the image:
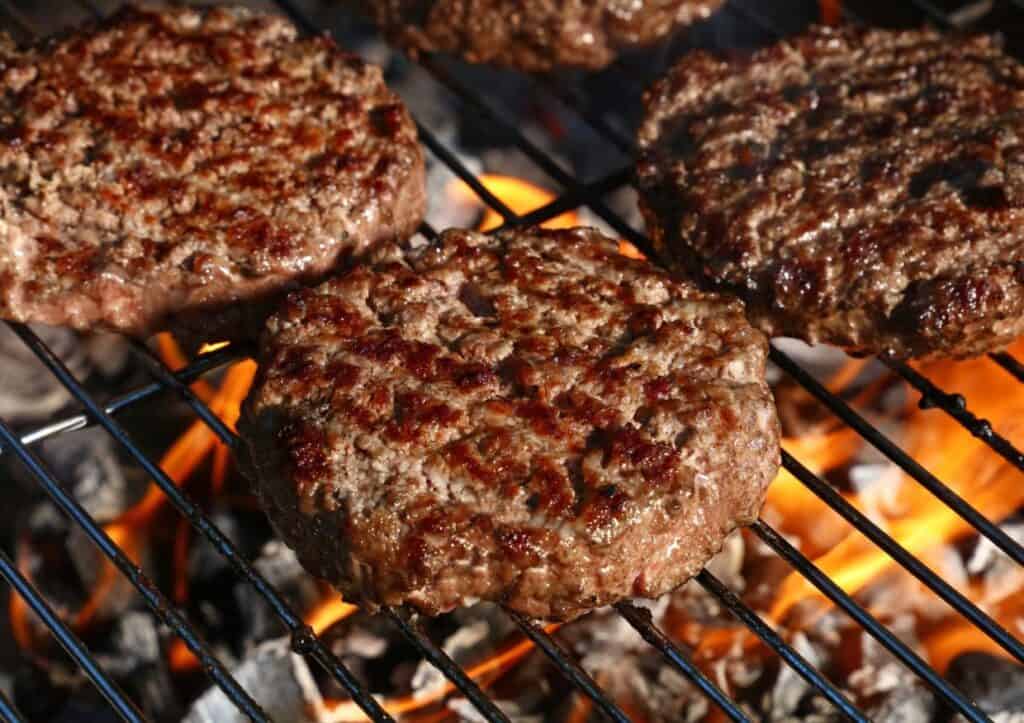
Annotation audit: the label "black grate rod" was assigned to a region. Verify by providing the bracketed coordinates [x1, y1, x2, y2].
[383, 607, 513, 723]
[0, 419, 269, 723]
[782, 449, 1024, 665]
[128, 339, 241, 449]
[5, 322, 395, 723]
[504, 610, 631, 723]
[534, 75, 635, 154]
[904, 0, 958, 26]
[417, 121, 519, 223]
[990, 351, 1024, 384]
[0, 343, 242, 456]
[770, 346, 1024, 566]
[0, 0, 38, 43]
[0, 549, 147, 723]
[495, 166, 633, 232]
[0, 688, 25, 723]
[419, 220, 440, 240]
[887, 359, 1024, 474]
[695, 569, 868, 723]
[411, 54, 653, 251]
[751, 520, 992, 723]
[613, 602, 752, 723]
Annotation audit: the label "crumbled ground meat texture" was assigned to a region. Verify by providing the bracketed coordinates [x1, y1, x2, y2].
[0, 5, 424, 342]
[637, 25, 1024, 359]
[241, 226, 779, 620]
[351, 0, 723, 71]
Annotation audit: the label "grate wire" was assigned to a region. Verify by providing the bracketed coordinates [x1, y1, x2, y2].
[0, 688, 26, 723]
[2, 1, 1023, 722]
[0, 546, 147, 722]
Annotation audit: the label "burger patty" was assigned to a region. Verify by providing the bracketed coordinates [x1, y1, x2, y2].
[0, 6, 424, 342]
[352, 0, 723, 71]
[240, 227, 779, 620]
[637, 25, 1024, 359]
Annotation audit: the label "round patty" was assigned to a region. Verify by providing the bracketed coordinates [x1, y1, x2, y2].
[0, 6, 424, 342]
[353, 0, 723, 71]
[637, 25, 1024, 359]
[240, 227, 779, 620]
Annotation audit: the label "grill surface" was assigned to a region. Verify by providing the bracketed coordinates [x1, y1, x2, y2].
[0, 1, 1022, 722]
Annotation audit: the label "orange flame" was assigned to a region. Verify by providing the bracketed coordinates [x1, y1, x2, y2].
[448, 174, 581, 231]
[307, 596, 359, 636]
[322, 625, 559, 722]
[765, 338, 1024, 670]
[8, 339, 258, 670]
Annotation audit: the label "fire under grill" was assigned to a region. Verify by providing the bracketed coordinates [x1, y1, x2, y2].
[2, 0, 1024, 722]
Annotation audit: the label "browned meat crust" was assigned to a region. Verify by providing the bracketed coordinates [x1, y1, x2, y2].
[0, 6, 425, 342]
[351, 0, 723, 71]
[637, 25, 1024, 359]
[240, 227, 779, 620]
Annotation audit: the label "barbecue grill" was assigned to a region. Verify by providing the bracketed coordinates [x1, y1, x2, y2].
[1, 1, 1022, 721]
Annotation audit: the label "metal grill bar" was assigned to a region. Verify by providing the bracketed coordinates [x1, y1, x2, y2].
[507, 612, 631, 723]
[0, 405, 271, 722]
[782, 449, 1024, 665]
[0, 343, 242, 455]
[4, 1, 1023, 722]
[888, 359, 1024, 471]
[695, 570, 868, 723]
[613, 602, 752, 723]
[751, 520, 991, 722]
[769, 347, 1024, 565]
[991, 351, 1024, 384]
[0, 547, 146, 722]
[0, 687, 25, 723]
[5, 321, 393, 723]
[384, 607, 512, 723]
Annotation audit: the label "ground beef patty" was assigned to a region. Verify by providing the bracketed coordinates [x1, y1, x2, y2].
[637, 25, 1024, 359]
[351, 0, 723, 71]
[240, 227, 779, 620]
[0, 6, 424, 342]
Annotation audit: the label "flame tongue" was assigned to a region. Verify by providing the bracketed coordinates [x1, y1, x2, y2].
[765, 339, 1024, 670]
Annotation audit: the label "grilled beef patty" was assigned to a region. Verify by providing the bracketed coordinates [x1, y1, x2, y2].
[351, 0, 723, 71]
[637, 25, 1024, 359]
[241, 227, 779, 620]
[0, 6, 424, 342]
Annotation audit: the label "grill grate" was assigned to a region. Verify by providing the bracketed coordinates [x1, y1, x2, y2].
[0, 1, 1021, 722]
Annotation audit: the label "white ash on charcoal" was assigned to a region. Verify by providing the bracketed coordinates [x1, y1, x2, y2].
[844, 615, 936, 722]
[964, 522, 1024, 602]
[96, 612, 182, 721]
[448, 696, 542, 723]
[235, 540, 323, 644]
[183, 638, 328, 723]
[314, 608, 422, 701]
[0, 324, 128, 424]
